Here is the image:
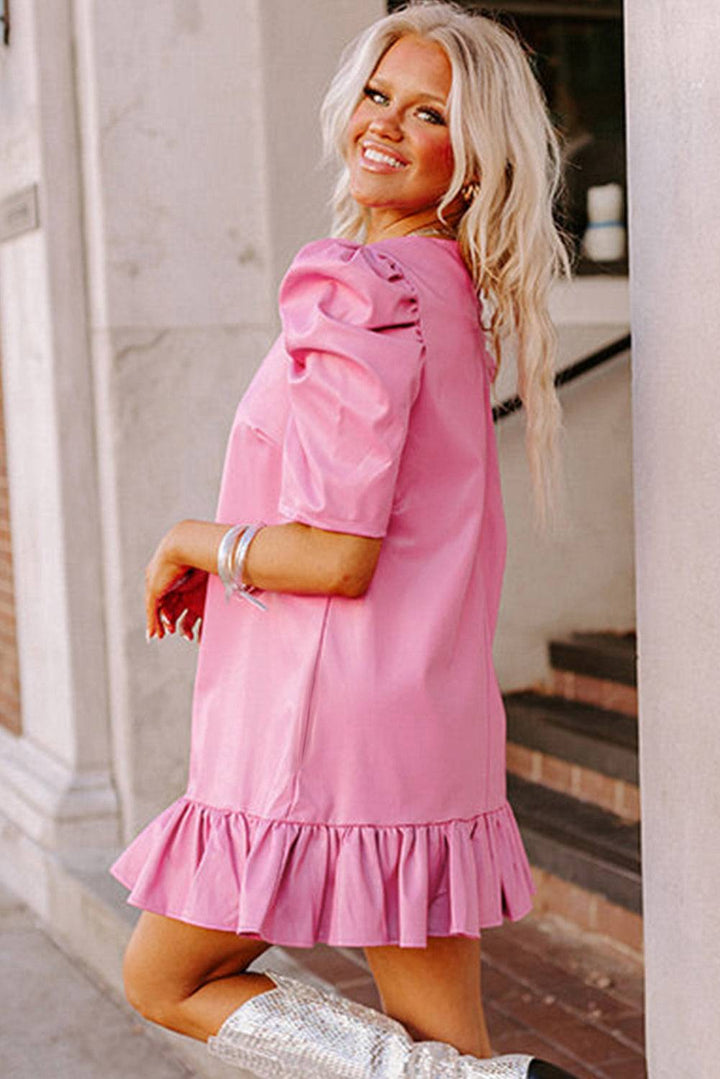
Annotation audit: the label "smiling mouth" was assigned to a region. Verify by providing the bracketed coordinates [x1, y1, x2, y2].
[360, 142, 408, 169]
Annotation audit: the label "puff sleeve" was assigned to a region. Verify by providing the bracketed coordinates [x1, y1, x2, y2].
[276, 239, 425, 538]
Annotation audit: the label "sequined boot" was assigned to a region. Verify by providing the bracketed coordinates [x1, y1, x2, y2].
[207, 969, 578, 1078]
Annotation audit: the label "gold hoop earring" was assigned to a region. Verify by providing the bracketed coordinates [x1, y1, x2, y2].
[461, 180, 480, 203]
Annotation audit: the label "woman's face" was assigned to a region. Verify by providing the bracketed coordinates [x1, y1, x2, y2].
[346, 34, 459, 240]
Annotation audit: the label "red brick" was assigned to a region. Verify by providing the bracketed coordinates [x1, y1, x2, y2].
[573, 768, 622, 814]
[481, 962, 523, 1003]
[594, 898, 644, 957]
[485, 1002, 527, 1042]
[283, 943, 366, 986]
[483, 943, 582, 1000]
[490, 1029, 599, 1078]
[531, 869, 597, 934]
[597, 1054, 647, 1078]
[540, 754, 574, 793]
[551, 670, 576, 700]
[573, 674, 606, 708]
[0, 700, 21, 731]
[0, 370, 22, 742]
[506, 742, 540, 782]
[515, 1010, 633, 1066]
[609, 1013, 645, 1051]
[287, 908, 646, 1079]
[617, 783, 641, 822]
[599, 682, 638, 718]
[552, 669, 638, 718]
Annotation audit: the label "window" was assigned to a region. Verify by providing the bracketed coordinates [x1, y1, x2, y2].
[387, 1, 627, 275]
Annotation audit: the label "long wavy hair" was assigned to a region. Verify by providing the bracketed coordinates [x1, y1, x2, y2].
[320, 0, 573, 527]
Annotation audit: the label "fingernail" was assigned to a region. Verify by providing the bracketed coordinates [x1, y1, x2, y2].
[146, 630, 152, 642]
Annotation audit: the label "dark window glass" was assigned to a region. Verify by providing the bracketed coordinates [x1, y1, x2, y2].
[387, 1, 627, 274]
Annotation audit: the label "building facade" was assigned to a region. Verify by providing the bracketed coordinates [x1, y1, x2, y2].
[0, 3, 717, 1076]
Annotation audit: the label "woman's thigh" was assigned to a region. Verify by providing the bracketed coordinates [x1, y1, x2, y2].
[363, 934, 488, 1054]
[123, 910, 272, 1014]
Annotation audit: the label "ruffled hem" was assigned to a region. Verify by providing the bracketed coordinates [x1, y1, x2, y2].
[109, 796, 536, 947]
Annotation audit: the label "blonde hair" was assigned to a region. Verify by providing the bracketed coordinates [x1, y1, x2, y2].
[320, 0, 573, 528]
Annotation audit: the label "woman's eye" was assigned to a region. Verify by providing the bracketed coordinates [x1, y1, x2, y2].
[363, 86, 387, 105]
[417, 107, 445, 126]
[362, 86, 445, 125]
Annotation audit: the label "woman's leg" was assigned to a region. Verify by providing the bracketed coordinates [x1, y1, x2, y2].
[363, 934, 492, 1058]
[122, 910, 275, 1041]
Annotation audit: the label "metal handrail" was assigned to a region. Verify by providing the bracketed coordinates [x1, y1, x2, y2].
[492, 332, 631, 423]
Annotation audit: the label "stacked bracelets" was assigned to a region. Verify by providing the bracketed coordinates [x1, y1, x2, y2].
[217, 521, 268, 611]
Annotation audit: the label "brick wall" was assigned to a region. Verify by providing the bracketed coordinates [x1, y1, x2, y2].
[0, 356, 21, 735]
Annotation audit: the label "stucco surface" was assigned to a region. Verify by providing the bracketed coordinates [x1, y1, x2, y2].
[626, 2, 720, 1074]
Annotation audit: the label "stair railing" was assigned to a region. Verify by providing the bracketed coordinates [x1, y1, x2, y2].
[492, 332, 631, 423]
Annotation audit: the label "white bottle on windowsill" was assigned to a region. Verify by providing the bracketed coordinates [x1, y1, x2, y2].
[582, 182, 626, 262]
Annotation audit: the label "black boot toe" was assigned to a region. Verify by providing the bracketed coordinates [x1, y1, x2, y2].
[527, 1059, 579, 1079]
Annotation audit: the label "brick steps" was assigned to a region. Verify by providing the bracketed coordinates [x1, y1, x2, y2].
[509, 776, 641, 913]
[283, 911, 647, 1077]
[550, 632, 637, 688]
[505, 631, 642, 952]
[549, 632, 638, 718]
[506, 693, 639, 820]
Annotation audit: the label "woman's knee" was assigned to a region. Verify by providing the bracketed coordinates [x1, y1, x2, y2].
[122, 935, 177, 1026]
[120, 910, 273, 1028]
[363, 935, 488, 1055]
[120, 913, 200, 1027]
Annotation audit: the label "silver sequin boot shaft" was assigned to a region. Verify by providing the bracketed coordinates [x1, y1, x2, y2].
[207, 969, 578, 1078]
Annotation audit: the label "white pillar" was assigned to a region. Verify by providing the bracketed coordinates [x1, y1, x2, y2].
[0, 0, 118, 903]
[0, 0, 384, 890]
[625, 3, 720, 1074]
[69, 0, 383, 838]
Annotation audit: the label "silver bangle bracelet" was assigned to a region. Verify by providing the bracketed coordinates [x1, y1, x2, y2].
[217, 524, 245, 600]
[231, 522, 267, 611]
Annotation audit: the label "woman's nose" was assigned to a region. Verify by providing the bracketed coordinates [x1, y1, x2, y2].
[368, 108, 403, 140]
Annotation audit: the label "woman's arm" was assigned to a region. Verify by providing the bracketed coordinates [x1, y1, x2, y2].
[146, 519, 383, 639]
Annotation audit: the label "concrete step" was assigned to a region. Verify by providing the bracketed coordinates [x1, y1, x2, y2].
[504, 691, 640, 821]
[502, 631, 643, 951]
[508, 774, 643, 954]
[550, 632, 637, 688]
[506, 692, 638, 783]
[548, 632, 638, 718]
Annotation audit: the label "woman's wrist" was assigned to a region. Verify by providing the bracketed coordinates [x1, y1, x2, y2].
[165, 519, 229, 577]
[162, 519, 192, 567]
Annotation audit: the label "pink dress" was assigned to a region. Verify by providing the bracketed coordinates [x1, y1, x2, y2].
[110, 235, 536, 947]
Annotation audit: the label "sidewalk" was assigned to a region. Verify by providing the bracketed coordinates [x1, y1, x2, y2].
[1, 877, 645, 1078]
[0, 883, 196, 1078]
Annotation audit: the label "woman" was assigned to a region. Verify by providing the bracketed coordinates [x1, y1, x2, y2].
[111, 3, 577, 1076]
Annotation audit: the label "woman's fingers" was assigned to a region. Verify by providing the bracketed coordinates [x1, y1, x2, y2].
[152, 596, 201, 642]
[146, 565, 190, 639]
[176, 608, 198, 641]
[145, 556, 207, 643]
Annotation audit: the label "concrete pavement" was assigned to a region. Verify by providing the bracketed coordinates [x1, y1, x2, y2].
[0, 881, 197, 1077]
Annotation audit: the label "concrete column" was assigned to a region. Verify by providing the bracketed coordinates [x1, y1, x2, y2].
[0, 0, 384, 890]
[0, 0, 117, 896]
[625, 3, 720, 1073]
[69, 0, 382, 838]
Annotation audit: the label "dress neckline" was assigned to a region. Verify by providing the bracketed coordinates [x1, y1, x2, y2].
[364, 234, 458, 247]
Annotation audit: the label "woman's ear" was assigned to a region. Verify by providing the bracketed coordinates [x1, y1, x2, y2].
[461, 178, 481, 203]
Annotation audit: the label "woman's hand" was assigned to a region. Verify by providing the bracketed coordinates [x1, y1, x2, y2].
[158, 568, 208, 642]
[144, 517, 384, 642]
[145, 526, 206, 641]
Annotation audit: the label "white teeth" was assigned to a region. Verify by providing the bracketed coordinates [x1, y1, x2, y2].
[363, 145, 405, 169]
